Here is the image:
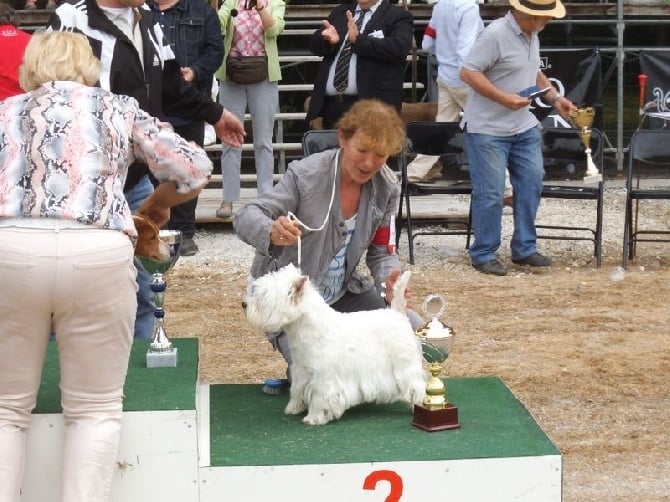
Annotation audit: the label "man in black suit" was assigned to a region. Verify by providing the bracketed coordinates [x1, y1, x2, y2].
[306, 0, 413, 128]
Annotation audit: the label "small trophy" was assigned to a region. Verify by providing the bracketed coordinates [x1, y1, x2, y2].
[568, 107, 602, 184]
[137, 229, 182, 368]
[412, 294, 460, 432]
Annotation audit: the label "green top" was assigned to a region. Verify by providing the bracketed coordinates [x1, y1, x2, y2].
[215, 0, 286, 82]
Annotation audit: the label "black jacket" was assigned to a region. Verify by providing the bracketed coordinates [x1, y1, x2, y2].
[306, 0, 413, 122]
[48, 0, 223, 191]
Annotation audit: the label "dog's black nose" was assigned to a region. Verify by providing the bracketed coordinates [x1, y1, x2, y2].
[241, 301, 247, 310]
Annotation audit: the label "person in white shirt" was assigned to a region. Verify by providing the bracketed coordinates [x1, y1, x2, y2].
[407, 0, 483, 183]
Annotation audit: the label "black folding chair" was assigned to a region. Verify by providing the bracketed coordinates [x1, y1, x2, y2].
[622, 129, 670, 268]
[537, 127, 605, 267]
[302, 129, 339, 156]
[397, 121, 472, 265]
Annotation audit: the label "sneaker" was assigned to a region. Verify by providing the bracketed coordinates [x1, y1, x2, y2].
[472, 259, 507, 276]
[512, 252, 552, 267]
[24, 1, 36, 8]
[215, 201, 233, 219]
[179, 237, 199, 256]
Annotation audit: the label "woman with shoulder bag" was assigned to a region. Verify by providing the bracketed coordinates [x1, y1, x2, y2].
[215, 0, 286, 219]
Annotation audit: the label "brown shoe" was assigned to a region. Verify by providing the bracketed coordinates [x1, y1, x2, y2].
[426, 160, 443, 180]
[215, 201, 233, 219]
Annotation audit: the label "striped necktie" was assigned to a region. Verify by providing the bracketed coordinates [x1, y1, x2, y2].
[333, 10, 368, 93]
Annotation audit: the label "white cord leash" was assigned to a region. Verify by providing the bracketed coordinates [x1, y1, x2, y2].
[286, 149, 340, 269]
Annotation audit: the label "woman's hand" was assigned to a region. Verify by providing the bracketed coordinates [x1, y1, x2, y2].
[271, 216, 302, 246]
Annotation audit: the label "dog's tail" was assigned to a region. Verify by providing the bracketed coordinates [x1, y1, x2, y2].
[389, 271, 411, 313]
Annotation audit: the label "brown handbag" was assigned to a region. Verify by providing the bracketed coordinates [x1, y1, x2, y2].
[226, 56, 268, 84]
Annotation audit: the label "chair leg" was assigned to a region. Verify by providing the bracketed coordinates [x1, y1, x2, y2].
[406, 191, 415, 265]
[595, 191, 604, 268]
[631, 199, 639, 260]
[396, 185, 404, 250]
[622, 197, 632, 269]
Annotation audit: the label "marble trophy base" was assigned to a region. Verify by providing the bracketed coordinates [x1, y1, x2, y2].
[584, 172, 603, 184]
[147, 347, 179, 368]
[412, 403, 460, 432]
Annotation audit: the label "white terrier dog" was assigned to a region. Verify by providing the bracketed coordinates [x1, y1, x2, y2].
[244, 264, 426, 425]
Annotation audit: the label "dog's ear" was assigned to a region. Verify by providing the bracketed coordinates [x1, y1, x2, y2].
[290, 275, 308, 302]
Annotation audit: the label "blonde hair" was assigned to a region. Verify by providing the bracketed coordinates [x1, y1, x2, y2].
[336, 99, 406, 157]
[19, 31, 102, 91]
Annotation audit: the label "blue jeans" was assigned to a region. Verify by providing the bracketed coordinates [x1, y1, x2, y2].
[464, 126, 544, 264]
[125, 175, 156, 339]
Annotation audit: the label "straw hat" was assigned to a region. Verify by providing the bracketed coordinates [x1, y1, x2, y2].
[509, 0, 566, 19]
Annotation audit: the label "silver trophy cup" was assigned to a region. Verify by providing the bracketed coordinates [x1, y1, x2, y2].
[137, 229, 182, 368]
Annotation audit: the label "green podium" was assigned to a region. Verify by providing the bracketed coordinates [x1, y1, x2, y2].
[24, 338, 561, 501]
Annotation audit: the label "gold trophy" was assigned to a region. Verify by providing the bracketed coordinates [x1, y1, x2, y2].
[137, 229, 182, 368]
[412, 295, 460, 432]
[568, 107, 602, 184]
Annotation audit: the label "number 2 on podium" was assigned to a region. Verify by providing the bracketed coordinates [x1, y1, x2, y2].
[362, 470, 403, 501]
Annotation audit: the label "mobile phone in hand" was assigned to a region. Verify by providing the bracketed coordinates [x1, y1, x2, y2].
[519, 86, 551, 100]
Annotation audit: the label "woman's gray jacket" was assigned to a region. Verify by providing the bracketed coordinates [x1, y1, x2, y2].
[233, 148, 402, 294]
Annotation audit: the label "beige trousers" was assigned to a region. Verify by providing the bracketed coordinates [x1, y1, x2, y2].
[0, 226, 137, 502]
[406, 81, 470, 182]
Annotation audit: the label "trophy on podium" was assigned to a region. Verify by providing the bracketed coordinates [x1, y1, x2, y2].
[137, 229, 182, 368]
[568, 107, 602, 184]
[412, 295, 460, 432]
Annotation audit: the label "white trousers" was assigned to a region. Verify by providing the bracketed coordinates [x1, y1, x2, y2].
[0, 226, 137, 502]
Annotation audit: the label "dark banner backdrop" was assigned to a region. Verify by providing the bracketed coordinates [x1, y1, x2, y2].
[639, 50, 670, 129]
[532, 48, 602, 129]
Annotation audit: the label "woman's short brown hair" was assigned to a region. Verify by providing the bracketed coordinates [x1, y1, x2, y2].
[19, 31, 102, 92]
[336, 99, 406, 157]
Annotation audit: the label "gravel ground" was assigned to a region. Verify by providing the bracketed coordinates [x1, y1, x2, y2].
[176, 185, 665, 274]
[165, 184, 670, 501]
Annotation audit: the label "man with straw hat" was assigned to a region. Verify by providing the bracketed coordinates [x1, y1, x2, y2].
[459, 0, 576, 276]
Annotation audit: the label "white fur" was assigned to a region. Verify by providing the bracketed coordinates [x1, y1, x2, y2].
[244, 264, 426, 425]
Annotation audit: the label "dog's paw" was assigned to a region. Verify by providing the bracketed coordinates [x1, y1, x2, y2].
[302, 413, 331, 426]
[284, 399, 306, 415]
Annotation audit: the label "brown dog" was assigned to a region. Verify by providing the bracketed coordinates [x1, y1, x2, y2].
[133, 214, 170, 261]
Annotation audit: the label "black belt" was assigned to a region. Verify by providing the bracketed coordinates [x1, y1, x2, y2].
[325, 94, 358, 103]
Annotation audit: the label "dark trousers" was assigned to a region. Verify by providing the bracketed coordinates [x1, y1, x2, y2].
[168, 121, 205, 239]
[322, 94, 359, 129]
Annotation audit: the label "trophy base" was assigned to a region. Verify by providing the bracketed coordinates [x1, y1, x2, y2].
[146, 347, 178, 368]
[583, 172, 603, 184]
[412, 403, 460, 432]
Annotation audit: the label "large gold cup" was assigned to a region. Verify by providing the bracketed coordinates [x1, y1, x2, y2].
[568, 107, 602, 183]
[412, 295, 460, 432]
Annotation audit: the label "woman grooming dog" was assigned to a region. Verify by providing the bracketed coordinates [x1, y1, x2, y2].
[0, 31, 211, 502]
[234, 99, 422, 371]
